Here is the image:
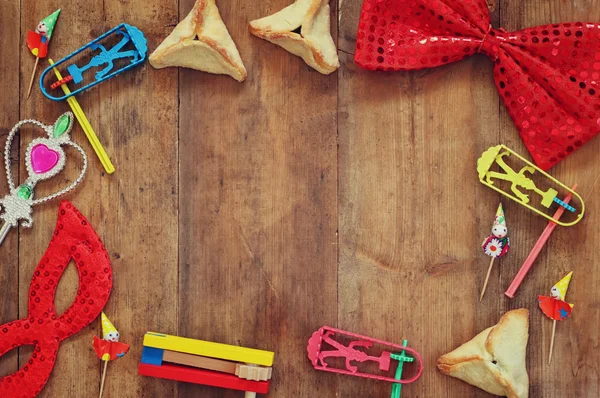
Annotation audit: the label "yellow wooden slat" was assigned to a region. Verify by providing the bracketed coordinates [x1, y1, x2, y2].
[143, 333, 274, 366]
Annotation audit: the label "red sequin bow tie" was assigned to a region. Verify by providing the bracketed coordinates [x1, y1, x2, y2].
[355, 0, 600, 170]
[0, 202, 112, 398]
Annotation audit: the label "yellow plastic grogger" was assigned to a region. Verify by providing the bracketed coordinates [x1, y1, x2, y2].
[477, 145, 584, 227]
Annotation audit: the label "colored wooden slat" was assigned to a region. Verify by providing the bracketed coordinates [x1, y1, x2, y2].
[138, 363, 270, 394]
[140, 346, 273, 380]
[235, 364, 273, 381]
[163, 350, 238, 374]
[143, 332, 274, 366]
[140, 346, 164, 366]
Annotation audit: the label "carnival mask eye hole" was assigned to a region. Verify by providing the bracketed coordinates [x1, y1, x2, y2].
[491, 360, 498, 365]
[292, 26, 302, 35]
[54, 260, 79, 315]
[0, 346, 30, 378]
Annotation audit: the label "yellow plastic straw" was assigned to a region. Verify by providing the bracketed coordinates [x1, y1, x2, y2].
[48, 59, 115, 174]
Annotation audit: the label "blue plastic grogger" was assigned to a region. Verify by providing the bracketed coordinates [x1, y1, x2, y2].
[39, 23, 147, 101]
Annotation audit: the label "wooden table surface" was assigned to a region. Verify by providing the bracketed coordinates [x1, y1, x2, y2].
[1, 0, 599, 397]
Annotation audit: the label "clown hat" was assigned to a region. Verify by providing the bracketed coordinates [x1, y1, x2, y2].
[101, 312, 119, 339]
[39, 9, 61, 39]
[552, 272, 573, 301]
[493, 203, 506, 227]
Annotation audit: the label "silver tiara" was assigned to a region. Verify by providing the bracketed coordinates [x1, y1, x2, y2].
[0, 112, 87, 245]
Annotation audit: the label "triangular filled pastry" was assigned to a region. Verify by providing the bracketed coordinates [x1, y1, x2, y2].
[249, 0, 339, 74]
[149, 0, 247, 82]
[437, 309, 529, 398]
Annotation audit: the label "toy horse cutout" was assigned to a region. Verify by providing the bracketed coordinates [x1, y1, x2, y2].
[483, 149, 560, 208]
[316, 330, 391, 372]
[67, 27, 146, 83]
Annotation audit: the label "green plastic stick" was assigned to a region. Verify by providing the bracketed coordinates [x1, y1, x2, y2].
[390, 340, 413, 398]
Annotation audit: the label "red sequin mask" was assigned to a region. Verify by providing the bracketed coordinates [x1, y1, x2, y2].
[355, 0, 600, 170]
[0, 201, 112, 398]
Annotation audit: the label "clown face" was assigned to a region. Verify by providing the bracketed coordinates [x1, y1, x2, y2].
[36, 22, 48, 36]
[491, 224, 508, 238]
[550, 286, 561, 299]
[105, 331, 120, 342]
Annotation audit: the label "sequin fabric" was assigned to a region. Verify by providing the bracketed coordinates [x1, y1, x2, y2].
[0, 201, 112, 398]
[355, 0, 600, 170]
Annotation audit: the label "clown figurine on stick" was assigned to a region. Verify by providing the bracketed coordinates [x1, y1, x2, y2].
[93, 313, 129, 398]
[480, 203, 510, 301]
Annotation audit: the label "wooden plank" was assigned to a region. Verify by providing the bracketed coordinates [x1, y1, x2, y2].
[338, 0, 501, 396]
[139, 363, 271, 394]
[500, 1, 600, 397]
[177, 0, 338, 396]
[142, 347, 273, 381]
[164, 350, 238, 375]
[143, 332, 274, 366]
[0, 0, 20, 380]
[235, 363, 273, 381]
[18, 1, 179, 397]
[9, 0, 600, 397]
[18, 3, 93, 394]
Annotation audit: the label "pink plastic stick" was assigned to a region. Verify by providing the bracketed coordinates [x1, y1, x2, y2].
[505, 185, 577, 298]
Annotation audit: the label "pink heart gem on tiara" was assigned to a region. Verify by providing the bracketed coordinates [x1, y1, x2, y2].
[31, 144, 59, 174]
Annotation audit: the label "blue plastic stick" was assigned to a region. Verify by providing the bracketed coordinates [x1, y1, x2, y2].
[553, 196, 576, 212]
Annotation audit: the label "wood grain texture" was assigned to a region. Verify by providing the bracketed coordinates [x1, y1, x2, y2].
[13, 0, 179, 397]
[499, 1, 600, 397]
[163, 351, 237, 374]
[338, 0, 501, 394]
[177, 0, 338, 396]
[0, 0, 20, 381]
[0, 0, 599, 397]
[19, 5, 105, 396]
